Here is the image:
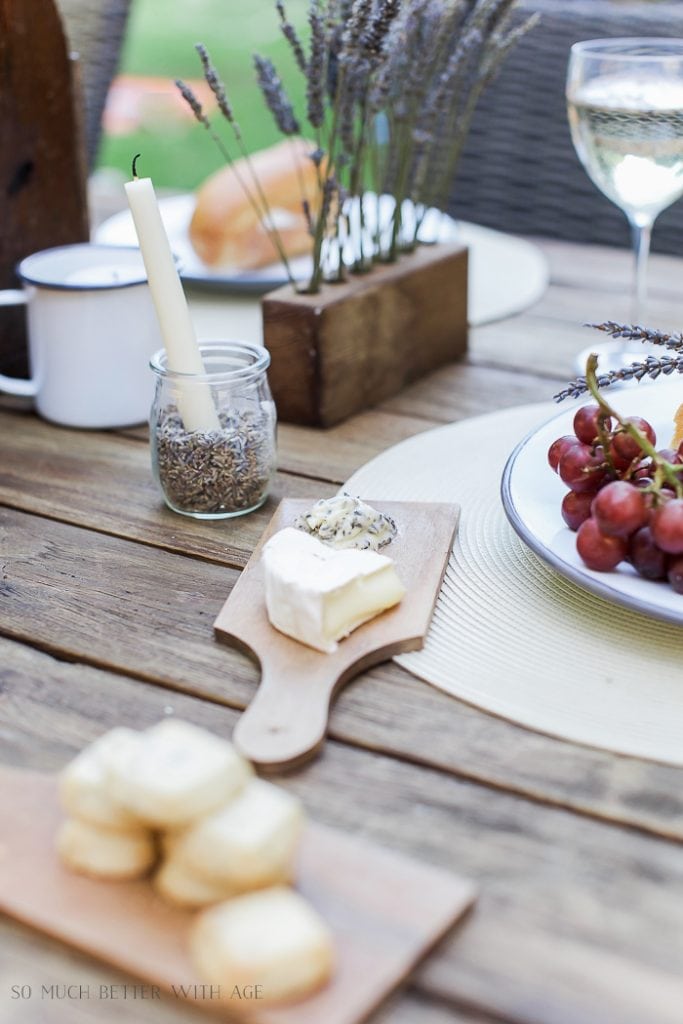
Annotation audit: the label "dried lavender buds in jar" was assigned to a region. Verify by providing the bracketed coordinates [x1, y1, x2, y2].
[153, 404, 276, 516]
[150, 341, 277, 519]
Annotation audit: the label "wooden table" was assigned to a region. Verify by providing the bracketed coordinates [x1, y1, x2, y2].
[2, 237, 683, 1024]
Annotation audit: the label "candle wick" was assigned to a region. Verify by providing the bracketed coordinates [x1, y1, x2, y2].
[131, 153, 142, 180]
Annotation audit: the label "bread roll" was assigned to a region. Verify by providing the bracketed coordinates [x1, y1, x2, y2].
[153, 855, 238, 909]
[189, 138, 318, 270]
[106, 719, 252, 829]
[172, 778, 303, 889]
[59, 727, 143, 830]
[190, 887, 334, 1004]
[57, 818, 156, 881]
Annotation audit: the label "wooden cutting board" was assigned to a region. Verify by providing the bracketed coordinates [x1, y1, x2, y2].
[0, 767, 476, 1023]
[214, 499, 460, 770]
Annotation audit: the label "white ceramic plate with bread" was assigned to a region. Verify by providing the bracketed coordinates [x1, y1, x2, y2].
[95, 194, 549, 325]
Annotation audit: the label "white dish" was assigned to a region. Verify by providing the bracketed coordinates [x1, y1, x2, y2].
[501, 378, 683, 625]
[93, 193, 549, 327]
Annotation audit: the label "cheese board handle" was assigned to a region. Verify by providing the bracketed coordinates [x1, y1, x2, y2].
[232, 660, 337, 771]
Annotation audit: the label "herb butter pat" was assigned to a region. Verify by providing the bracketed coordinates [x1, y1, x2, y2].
[294, 493, 397, 550]
[262, 527, 406, 653]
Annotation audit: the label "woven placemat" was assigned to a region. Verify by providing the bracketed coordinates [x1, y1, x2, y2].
[346, 403, 683, 766]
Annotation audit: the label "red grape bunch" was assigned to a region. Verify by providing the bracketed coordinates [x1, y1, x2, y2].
[548, 404, 683, 594]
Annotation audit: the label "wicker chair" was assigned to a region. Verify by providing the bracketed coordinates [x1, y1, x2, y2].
[448, 0, 683, 253]
[55, 0, 132, 168]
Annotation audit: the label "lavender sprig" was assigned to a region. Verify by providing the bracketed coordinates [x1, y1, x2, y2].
[175, 79, 210, 128]
[554, 354, 683, 402]
[339, 59, 371, 160]
[309, 176, 339, 291]
[555, 321, 683, 400]
[364, 0, 401, 58]
[421, 4, 538, 215]
[176, 68, 297, 288]
[307, 0, 327, 129]
[589, 321, 683, 350]
[195, 43, 239, 133]
[181, 0, 534, 293]
[201, 35, 309, 250]
[341, 0, 373, 57]
[415, 24, 484, 153]
[276, 0, 308, 73]
[472, 0, 519, 36]
[254, 54, 300, 135]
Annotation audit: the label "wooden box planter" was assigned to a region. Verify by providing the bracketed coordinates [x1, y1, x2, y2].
[262, 241, 468, 427]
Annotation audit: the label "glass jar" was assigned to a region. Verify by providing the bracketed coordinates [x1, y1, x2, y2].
[150, 340, 277, 519]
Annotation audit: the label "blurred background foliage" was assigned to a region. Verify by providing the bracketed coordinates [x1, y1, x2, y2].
[97, 0, 308, 189]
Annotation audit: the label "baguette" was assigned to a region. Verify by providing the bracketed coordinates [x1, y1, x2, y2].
[189, 138, 317, 270]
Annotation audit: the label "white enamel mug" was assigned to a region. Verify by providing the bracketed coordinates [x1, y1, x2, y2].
[0, 243, 163, 428]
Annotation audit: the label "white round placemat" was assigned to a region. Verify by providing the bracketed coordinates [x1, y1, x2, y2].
[345, 403, 683, 765]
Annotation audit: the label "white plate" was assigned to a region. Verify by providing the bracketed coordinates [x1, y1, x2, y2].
[501, 378, 683, 625]
[93, 193, 548, 327]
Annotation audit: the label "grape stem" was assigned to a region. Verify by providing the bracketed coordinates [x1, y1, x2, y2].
[584, 353, 683, 499]
[594, 409, 616, 475]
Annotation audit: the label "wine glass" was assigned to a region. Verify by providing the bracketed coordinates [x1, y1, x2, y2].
[567, 38, 683, 373]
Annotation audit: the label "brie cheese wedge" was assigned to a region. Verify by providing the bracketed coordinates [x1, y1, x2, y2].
[262, 527, 406, 653]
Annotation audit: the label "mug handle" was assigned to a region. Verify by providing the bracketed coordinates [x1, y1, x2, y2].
[0, 289, 38, 397]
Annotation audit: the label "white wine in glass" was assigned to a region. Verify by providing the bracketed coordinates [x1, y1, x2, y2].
[567, 39, 683, 373]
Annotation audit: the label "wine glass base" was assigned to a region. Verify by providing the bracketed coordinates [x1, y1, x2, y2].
[573, 342, 656, 384]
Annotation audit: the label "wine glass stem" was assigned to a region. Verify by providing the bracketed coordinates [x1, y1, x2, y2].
[629, 213, 653, 324]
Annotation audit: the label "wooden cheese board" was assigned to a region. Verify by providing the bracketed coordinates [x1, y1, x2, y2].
[0, 766, 476, 1024]
[214, 499, 460, 770]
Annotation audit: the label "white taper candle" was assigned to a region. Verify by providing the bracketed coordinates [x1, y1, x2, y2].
[124, 169, 220, 432]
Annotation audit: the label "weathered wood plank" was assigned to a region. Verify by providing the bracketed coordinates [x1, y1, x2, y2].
[0, 507, 256, 703]
[464, 238, 683, 382]
[277, 413, 441, 482]
[373, 993, 499, 1024]
[418, 926, 683, 1024]
[0, 405, 438, 495]
[2, 513, 683, 843]
[128, 360, 563, 435]
[380, 360, 563, 422]
[338, 661, 683, 841]
[528, 284, 683, 336]
[469, 307, 683, 382]
[531, 236, 683, 299]
[0, 410, 335, 568]
[468, 315, 590, 381]
[2, 637, 683, 1024]
[0, 370, 565, 537]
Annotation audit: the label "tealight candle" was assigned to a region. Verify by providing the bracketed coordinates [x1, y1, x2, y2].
[124, 158, 220, 432]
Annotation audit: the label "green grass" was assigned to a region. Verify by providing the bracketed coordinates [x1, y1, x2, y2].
[96, 0, 308, 189]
